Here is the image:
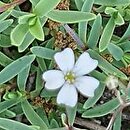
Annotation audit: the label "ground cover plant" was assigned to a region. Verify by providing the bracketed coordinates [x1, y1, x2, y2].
[0, 0, 130, 130]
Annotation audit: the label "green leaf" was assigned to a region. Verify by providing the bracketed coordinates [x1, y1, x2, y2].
[74, 0, 84, 10]
[105, 7, 117, 15]
[0, 10, 11, 21]
[21, 100, 48, 130]
[29, 0, 40, 6]
[11, 10, 31, 18]
[0, 118, 35, 130]
[50, 119, 59, 128]
[0, 19, 13, 33]
[0, 98, 23, 113]
[47, 10, 96, 23]
[0, 110, 16, 118]
[29, 17, 44, 41]
[66, 105, 77, 126]
[36, 108, 49, 128]
[82, 98, 120, 118]
[0, 34, 11, 47]
[78, 0, 94, 43]
[113, 112, 122, 130]
[31, 68, 43, 98]
[34, 0, 61, 17]
[0, 55, 35, 84]
[18, 32, 34, 52]
[118, 23, 130, 42]
[94, 0, 130, 6]
[40, 89, 58, 98]
[18, 14, 36, 24]
[11, 24, 29, 46]
[83, 83, 106, 109]
[0, 51, 13, 67]
[88, 49, 127, 79]
[119, 41, 130, 52]
[31, 46, 56, 60]
[114, 12, 124, 26]
[17, 65, 31, 91]
[107, 43, 124, 61]
[87, 14, 102, 49]
[99, 17, 115, 52]
[18, 17, 47, 52]
[36, 57, 47, 71]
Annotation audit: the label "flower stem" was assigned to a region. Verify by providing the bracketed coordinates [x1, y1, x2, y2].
[0, 0, 26, 13]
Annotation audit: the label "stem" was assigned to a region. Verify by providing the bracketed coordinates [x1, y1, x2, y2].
[0, 0, 26, 13]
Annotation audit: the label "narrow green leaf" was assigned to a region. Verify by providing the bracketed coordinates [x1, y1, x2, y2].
[0, 10, 11, 21]
[36, 57, 47, 71]
[47, 10, 96, 23]
[83, 83, 105, 109]
[113, 112, 122, 130]
[74, 0, 84, 10]
[0, 110, 16, 118]
[29, 17, 44, 41]
[40, 89, 58, 98]
[94, 0, 130, 6]
[49, 127, 87, 130]
[66, 105, 77, 126]
[34, 0, 61, 17]
[18, 17, 47, 52]
[107, 43, 124, 61]
[0, 118, 35, 130]
[0, 19, 13, 33]
[82, 98, 120, 118]
[99, 17, 115, 52]
[31, 68, 43, 98]
[17, 65, 31, 91]
[87, 14, 102, 49]
[0, 98, 23, 113]
[18, 14, 36, 24]
[119, 41, 130, 52]
[88, 49, 127, 79]
[18, 32, 34, 52]
[31, 46, 56, 60]
[78, 0, 94, 43]
[21, 100, 48, 130]
[11, 24, 29, 46]
[0, 34, 11, 47]
[118, 23, 130, 42]
[0, 55, 35, 84]
[29, 0, 40, 6]
[36, 108, 49, 128]
[0, 51, 13, 66]
[50, 119, 59, 128]
[114, 12, 124, 26]
[11, 10, 31, 18]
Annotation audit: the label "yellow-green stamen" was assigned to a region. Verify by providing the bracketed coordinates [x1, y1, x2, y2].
[64, 72, 75, 84]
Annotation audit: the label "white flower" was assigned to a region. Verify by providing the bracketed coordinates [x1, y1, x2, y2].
[42, 48, 99, 107]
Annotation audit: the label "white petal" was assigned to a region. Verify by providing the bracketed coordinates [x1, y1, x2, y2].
[75, 76, 99, 97]
[42, 70, 65, 90]
[73, 52, 98, 76]
[54, 48, 75, 73]
[57, 83, 78, 107]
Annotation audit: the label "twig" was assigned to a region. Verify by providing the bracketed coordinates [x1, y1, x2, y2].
[0, 0, 26, 13]
[62, 24, 86, 50]
[74, 117, 106, 130]
[106, 106, 123, 130]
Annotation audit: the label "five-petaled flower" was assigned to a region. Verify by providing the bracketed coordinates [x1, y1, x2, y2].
[42, 48, 99, 107]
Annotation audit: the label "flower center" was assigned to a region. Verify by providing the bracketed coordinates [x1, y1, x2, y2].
[64, 71, 75, 84]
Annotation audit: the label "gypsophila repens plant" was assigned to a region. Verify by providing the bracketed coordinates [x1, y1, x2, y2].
[1, 0, 130, 130]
